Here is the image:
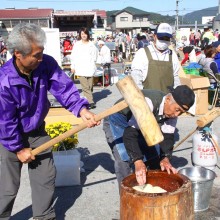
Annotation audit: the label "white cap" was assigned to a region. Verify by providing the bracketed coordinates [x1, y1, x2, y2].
[155, 23, 173, 38]
[176, 42, 184, 49]
[98, 40, 105, 45]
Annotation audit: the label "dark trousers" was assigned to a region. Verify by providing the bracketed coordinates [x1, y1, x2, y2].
[103, 63, 111, 85]
[0, 127, 56, 220]
[112, 145, 133, 189]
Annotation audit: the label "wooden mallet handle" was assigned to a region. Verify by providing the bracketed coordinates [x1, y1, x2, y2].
[197, 108, 220, 127]
[174, 108, 220, 150]
[31, 100, 128, 156]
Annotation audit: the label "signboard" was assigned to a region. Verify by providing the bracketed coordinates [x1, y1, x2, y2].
[43, 28, 62, 66]
[176, 28, 191, 45]
[202, 16, 215, 25]
[59, 31, 78, 38]
[91, 28, 106, 40]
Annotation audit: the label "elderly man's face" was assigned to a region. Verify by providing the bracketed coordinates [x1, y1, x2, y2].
[15, 43, 44, 74]
[163, 96, 186, 118]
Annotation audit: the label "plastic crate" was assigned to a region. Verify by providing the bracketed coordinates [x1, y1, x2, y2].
[183, 67, 201, 76]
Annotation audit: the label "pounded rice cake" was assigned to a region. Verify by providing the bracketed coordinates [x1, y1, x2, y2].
[133, 183, 167, 193]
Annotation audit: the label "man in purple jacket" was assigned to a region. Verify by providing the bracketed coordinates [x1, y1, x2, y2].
[0, 23, 100, 220]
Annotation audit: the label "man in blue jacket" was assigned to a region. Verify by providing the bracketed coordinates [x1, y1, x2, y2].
[0, 23, 100, 220]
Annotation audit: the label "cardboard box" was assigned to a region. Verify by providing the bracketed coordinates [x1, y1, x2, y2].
[178, 62, 187, 77]
[45, 108, 82, 125]
[180, 75, 210, 115]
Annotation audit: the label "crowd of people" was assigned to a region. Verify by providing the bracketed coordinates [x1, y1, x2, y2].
[0, 21, 219, 219]
[60, 25, 220, 77]
[176, 27, 220, 93]
[0, 36, 7, 67]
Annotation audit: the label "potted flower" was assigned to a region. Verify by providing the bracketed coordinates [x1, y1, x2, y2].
[45, 121, 78, 151]
[45, 122, 81, 186]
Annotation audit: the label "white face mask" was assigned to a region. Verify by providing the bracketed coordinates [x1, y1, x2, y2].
[155, 39, 170, 51]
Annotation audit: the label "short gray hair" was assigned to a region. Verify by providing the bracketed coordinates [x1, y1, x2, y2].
[7, 23, 46, 56]
[166, 93, 176, 104]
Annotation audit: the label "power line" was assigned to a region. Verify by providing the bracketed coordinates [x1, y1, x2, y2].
[156, 8, 218, 14]
[6, 0, 118, 2]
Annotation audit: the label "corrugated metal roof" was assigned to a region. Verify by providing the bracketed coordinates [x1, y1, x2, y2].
[54, 10, 96, 17]
[0, 8, 53, 19]
[92, 10, 107, 18]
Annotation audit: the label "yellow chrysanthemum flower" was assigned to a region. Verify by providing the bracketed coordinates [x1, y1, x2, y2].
[45, 122, 78, 151]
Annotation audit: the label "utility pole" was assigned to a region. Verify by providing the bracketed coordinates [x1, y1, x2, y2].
[219, 0, 220, 14]
[176, 0, 179, 30]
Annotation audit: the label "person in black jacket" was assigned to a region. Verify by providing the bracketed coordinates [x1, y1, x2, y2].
[123, 85, 195, 186]
[103, 85, 195, 188]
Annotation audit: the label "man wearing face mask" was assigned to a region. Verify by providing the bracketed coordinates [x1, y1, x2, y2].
[131, 23, 181, 93]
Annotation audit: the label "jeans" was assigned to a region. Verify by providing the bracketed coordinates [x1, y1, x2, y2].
[103, 113, 161, 189]
[103, 115, 132, 189]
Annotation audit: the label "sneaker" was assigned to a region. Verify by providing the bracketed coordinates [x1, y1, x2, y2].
[215, 102, 220, 107]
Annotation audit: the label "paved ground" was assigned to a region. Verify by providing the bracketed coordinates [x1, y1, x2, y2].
[10, 65, 220, 220]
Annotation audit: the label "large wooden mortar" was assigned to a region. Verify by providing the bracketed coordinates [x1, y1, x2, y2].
[120, 170, 194, 220]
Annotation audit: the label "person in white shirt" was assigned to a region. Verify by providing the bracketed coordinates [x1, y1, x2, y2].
[97, 40, 111, 65]
[97, 40, 112, 85]
[131, 23, 181, 92]
[70, 27, 98, 109]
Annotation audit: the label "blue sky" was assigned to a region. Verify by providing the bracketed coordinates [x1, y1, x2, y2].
[0, 0, 218, 16]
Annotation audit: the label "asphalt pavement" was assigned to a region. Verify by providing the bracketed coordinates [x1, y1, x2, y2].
[11, 64, 220, 220]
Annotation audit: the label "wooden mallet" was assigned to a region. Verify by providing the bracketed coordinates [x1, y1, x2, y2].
[116, 76, 164, 146]
[31, 76, 163, 156]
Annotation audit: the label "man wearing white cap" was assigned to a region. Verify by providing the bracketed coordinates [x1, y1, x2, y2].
[131, 23, 181, 93]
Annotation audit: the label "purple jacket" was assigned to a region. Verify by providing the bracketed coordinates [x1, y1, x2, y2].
[0, 54, 89, 152]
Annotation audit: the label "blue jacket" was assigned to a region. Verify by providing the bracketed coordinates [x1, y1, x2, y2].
[0, 54, 88, 151]
[214, 52, 220, 73]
